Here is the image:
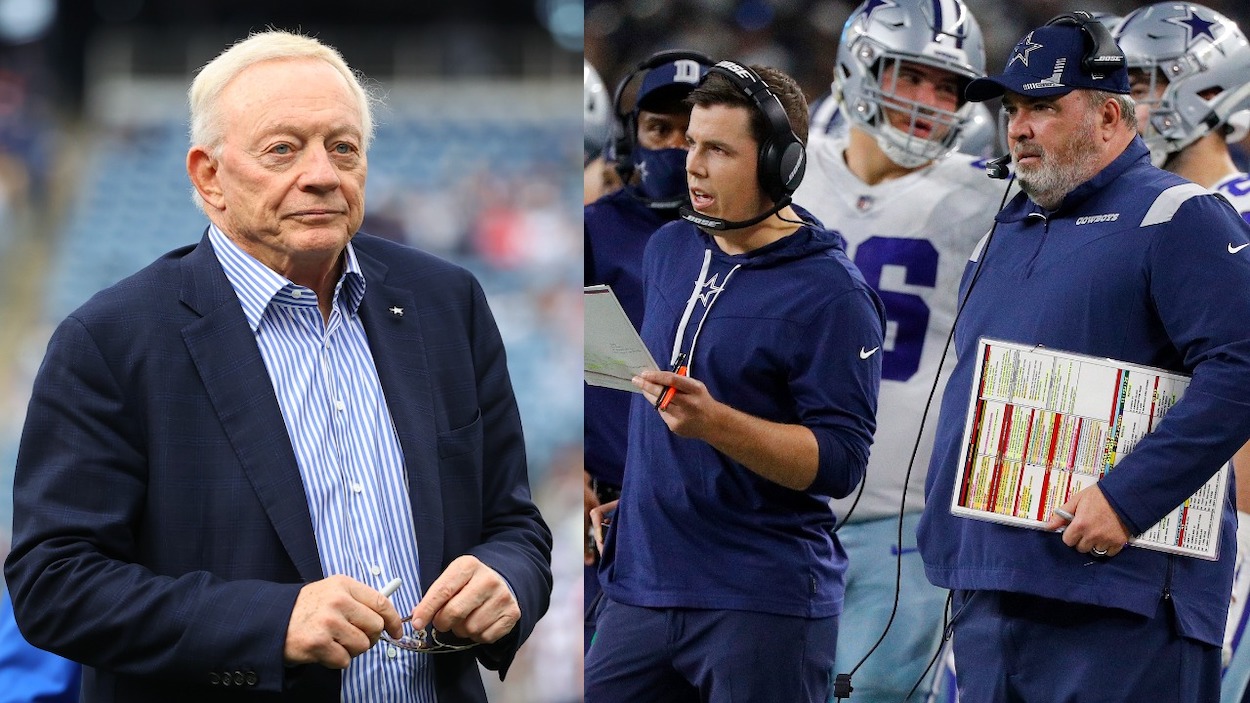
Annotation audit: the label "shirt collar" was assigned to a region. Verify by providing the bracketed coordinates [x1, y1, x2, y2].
[998, 137, 1152, 223]
[207, 224, 366, 331]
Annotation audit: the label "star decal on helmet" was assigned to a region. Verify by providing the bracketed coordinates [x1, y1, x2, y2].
[859, 0, 898, 22]
[1165, 6, 1218, 48]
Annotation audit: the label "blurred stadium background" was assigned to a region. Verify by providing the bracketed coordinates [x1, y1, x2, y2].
[0, 2, 582, 701]
[587, 0, 1250, 169]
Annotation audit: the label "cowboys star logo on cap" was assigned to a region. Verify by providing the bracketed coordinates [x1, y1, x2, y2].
[1007, 31, 1044, 68]
[965, 22, 1129, 102]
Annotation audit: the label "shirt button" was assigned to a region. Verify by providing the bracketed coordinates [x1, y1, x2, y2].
[370, 564, 382, 576]
[387, 646, 398, 659]
[292, 290, 303, 299]
[334, 400, 346, 412]
[352, 482, 364, 493]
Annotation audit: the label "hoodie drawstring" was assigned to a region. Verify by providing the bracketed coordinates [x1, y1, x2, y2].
[671, 248, 740, 377]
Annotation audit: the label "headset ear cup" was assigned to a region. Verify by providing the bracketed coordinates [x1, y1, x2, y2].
[613, 113, 636, 181]
[778, 140, 805, 198]
[757, 139, 783, 203]
[1043, 11, 1124, 75]
[757, 138, 805, 203]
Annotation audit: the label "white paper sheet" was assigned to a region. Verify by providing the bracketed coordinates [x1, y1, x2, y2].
[583, 284, 658, 394]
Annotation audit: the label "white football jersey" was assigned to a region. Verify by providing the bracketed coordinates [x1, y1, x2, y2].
[793, 130, 1010, 522]
[1213, 171, 1250, 218]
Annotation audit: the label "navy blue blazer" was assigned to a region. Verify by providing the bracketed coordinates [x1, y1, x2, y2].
[4, 232, 553, 702]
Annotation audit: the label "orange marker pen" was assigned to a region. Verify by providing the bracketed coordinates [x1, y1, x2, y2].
[656, 352, 688, 411]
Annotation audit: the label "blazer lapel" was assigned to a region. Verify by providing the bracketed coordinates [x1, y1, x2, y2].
[355, 248, 446, 591]
[177, 234, 324, 583]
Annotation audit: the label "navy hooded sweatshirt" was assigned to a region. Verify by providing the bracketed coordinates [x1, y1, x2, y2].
[600, 210, 885, 617]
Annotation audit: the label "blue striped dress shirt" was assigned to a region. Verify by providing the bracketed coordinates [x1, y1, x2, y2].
[209, 225, 435, 701]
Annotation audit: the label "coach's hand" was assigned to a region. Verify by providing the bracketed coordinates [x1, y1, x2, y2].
[284, 574, 403, 669]
[410, 555, 520, 644]
[1045, 485, 1132, 558]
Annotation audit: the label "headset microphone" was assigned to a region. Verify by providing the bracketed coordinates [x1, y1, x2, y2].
[678, 197, 793, 231]
[985, 153, 1012, 179]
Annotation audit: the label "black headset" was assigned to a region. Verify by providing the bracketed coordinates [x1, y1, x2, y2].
[1043, 10, 1125, 78]
[610, 49, 714, 184]
[703, 59, 807, 204]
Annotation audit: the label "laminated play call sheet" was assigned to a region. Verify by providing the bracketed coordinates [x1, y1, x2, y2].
[951, 338, 1227, 560]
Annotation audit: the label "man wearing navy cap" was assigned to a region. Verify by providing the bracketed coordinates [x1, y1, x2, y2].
[918, 12, 1250, 702]
[583, 51, 711, 653]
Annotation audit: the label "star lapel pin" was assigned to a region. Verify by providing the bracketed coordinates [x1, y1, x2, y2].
[389, 306, 404, 318]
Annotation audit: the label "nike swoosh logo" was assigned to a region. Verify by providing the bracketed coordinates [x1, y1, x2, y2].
[1229, 242, 1250, 254]
[859, 346, 880, 360]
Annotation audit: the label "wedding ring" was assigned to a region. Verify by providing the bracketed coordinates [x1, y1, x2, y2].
[1091, 546, 1109, 557]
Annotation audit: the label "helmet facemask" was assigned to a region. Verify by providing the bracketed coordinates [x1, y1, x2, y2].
[835, 0, 986, 169]
[1128, 65, 1180, 167]
[847, 51, 975, 168]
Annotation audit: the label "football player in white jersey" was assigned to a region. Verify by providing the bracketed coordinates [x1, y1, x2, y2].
[790, 1, 1003, 701]
[1115, 6, 1250, 702]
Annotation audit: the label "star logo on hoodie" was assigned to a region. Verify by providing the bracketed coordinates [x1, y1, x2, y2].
[698, 274, 724, 307]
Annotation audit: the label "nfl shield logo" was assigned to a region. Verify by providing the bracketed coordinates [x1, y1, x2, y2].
[856, 195, 874, 212]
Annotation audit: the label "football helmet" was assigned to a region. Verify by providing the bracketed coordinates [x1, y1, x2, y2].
[585, 60, 612, 164]
[957, 102, 998, 158]
[1114, 2, 1250, 165]
[1091, 11, 1123, 34]
[836, 0, 986, 168]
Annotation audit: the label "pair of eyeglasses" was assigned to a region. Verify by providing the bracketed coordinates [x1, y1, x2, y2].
[380, 616, 480, 654]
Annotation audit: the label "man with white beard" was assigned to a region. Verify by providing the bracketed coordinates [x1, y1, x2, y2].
[918, 12, 1250, 702]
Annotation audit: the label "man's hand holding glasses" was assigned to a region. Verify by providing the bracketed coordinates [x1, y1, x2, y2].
[283, 574, 405, 669]
[380, 555, 520, 654]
